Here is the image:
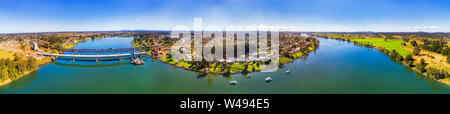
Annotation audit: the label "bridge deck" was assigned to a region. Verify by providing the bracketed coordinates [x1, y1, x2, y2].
[65, 48, 141, 53]
[38, 52, 147, 58]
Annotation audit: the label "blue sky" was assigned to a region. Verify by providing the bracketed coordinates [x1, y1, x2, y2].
[0, 0, 449, 33]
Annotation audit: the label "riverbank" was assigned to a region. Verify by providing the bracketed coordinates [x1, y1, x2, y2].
[3, 34, 450, 94]
[135, 36, 319, 75]
[310, 33, 450, 86]
[0, 36, 85, 87]
[154, 45, 317, 75]
[0, 79, 11, 86]
[1, 35, 136, 87]
[0, 57, 52, 87]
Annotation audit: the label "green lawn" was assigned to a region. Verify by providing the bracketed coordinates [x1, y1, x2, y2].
[350, 38, 412, 56]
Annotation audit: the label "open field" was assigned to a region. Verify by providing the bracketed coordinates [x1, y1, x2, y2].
[403, 46, 450, 72]
[0, 49, 14, 59]
[350, 38, 412, 56]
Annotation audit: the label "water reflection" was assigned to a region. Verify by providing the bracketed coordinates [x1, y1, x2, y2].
[3, 36, 450, 94]
[425, 77, 442, 92]
[0, 71, 39, 92]
[195, 72, 222, 85]
[415, 72, 425, 80]
[54, 61, 131, 68]
[404, 66, 413, 75]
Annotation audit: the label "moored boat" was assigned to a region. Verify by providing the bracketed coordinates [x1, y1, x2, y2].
[265, 76, 272, 82]
[131, 57, 144, 65]
[230, 80, 238, 85]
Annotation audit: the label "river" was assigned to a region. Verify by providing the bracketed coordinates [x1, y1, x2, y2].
[1, 36, 449, 94]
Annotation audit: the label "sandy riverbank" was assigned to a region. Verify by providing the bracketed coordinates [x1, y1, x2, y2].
[0, 57, 52, 87]
[0, 70, 34, 87]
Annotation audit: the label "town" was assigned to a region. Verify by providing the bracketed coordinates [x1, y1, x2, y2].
[132, 31, 319, 74]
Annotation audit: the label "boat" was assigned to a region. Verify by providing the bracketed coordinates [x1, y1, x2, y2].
[265, 76, 272, 82]
[230, 80, 238, 85]
[286, 70, 290, 74]
[131, 57, 144, 65]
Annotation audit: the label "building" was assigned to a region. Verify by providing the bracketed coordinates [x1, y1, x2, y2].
[33, 42, 39, 51]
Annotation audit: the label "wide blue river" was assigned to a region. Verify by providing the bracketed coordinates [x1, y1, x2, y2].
[1, 36, 449, 93]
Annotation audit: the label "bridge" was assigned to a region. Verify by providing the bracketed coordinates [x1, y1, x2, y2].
[38, 47, 147, 62]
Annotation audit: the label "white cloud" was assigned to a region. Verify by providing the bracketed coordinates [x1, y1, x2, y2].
[405, 25, 440, 31]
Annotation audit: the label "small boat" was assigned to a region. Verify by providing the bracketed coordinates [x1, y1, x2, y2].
[265, 77, 272, 82]
[131, 57, 145, 65]
[286, 70, 290, 74]
[230, 80, 238, 85]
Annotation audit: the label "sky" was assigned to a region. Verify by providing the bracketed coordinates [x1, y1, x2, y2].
[0, 0, 449, 33]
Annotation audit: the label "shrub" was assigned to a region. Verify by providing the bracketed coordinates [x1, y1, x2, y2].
[0, 68, 8, 81]
[413, 46, 421, 55]
[416, 64, 426, 73]
[0, 56, 40, 81]
[410, 41, 417, 46]
[405, 54, 414, 62]
[420, 59, 426, 66]
[447, 56, 450, 64]
[407, 61, 414, 67]
[397, 56, 404, 61]
[390, 49, 399, 59]
[426, 68, 446, 80]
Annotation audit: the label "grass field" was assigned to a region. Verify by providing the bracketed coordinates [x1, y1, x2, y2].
[0, 49, 14, 59]
[350, 38, 412, 56]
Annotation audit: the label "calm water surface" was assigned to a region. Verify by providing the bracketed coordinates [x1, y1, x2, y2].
[1, 36, 449, 94]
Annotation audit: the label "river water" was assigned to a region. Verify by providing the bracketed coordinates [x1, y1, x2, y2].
[1, 36, 449, 94]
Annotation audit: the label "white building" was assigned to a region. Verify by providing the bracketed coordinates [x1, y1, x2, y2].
[33, 42, 39, 51]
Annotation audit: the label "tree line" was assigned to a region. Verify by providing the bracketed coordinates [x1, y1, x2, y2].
[383, 48, 450, 80]
[0, 54, 38, 81]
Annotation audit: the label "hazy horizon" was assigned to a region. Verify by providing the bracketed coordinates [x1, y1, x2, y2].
[1, 30, 450, 35]
[1, 0, 449, 33]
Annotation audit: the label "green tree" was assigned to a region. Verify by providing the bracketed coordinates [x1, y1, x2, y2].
[420, 59, 426, 66]
[410, 40, 417, 46]
[13, 53, 22, 61]
[8, 68, 18, 79]
[397, 56, 404, 61]
[0, 68, 8, 81]
[27, 58, 38, 70]
[405, 54, 414, 62]
[413, 46, 421, 55]
[407, 61, 414, 67]
[390, 49, 399, 59]
[447, 56, 450, 64]
[416, 64, 426, 73]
